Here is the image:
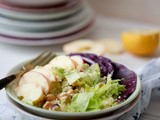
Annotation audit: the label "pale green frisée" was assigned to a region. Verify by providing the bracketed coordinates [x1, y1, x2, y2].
[12, 55, 126, 112]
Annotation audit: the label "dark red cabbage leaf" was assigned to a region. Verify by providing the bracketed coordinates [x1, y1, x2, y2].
[111, 62, 137, 101]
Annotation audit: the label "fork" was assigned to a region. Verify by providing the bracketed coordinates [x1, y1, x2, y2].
[0, 51, 56, 90]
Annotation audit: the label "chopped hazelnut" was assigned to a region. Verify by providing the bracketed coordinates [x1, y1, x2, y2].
[58, 92, 71, 103]
[45, 94, 57, 101]
[43, 101, 52, 110]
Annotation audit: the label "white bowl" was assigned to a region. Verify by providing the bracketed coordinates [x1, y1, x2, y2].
[1, 0, 67, 7]
[5, 56, 141, 119]
[7, 93, 140, 120]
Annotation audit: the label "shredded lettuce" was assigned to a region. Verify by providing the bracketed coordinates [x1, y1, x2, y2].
[52, 63, 101, 87]
[81, 63, 101, 86]
[67, 92, 94, 112]
[65, 71, 81, 85]
[51, 62, 125, 112]
[52, 67, 65, 80]
[66, 74, 125, 112]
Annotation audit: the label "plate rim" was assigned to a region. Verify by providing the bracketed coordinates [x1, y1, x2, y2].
[0, 11, 94, 39]
[0, 0, 69, 8]
[0, 19, 95, 46]
[0, 1, 83, 20]
[0, 0, 79, 12]
[0, 6, 91, 31]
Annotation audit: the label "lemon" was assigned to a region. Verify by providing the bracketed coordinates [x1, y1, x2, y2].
[121, 30, 159, 56]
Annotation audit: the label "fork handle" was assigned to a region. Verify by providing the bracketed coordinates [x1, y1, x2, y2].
[0, 74, 16, 90]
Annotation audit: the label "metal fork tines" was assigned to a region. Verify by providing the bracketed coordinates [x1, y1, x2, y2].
[23, 51, 56, 71]
[0, 50, 56, 90]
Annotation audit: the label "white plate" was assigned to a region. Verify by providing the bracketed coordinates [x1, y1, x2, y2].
[0, 20, 95, 46]
[0, 10, 94, 39]
[0, 0, 79, 13]
[0, 1, 83, 20]
[0, 6, 91, 32]
[1, 0, 67, 7]
[7, 94, 140, 120]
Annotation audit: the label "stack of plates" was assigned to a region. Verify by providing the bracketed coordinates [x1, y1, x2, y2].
[0, 0, 95, 45]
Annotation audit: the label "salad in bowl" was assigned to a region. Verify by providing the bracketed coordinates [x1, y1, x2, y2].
[6, 53, 140, 119]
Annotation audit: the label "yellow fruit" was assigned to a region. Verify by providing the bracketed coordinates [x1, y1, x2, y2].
[121, 30, 159, 56]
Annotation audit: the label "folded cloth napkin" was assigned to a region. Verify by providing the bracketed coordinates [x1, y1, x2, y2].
[1, 58, 160, 120]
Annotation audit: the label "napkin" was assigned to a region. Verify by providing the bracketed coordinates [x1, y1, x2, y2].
[0, 58, 160, 120]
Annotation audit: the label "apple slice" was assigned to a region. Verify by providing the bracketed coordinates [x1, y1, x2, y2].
[49, 55, 75, 70]
[31, 67, 56, 82]
[70, 56, 84, 70]
[44, 64, 53, 71]
[14, 84, 44, 105]
[19, 71, 51, 95]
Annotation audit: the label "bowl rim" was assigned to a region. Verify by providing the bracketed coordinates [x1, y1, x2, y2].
[5, 57, 141, 118]
[6, 93, 141, 120]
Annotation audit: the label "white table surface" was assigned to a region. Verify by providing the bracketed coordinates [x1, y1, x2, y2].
[0, 16, 160, 120]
